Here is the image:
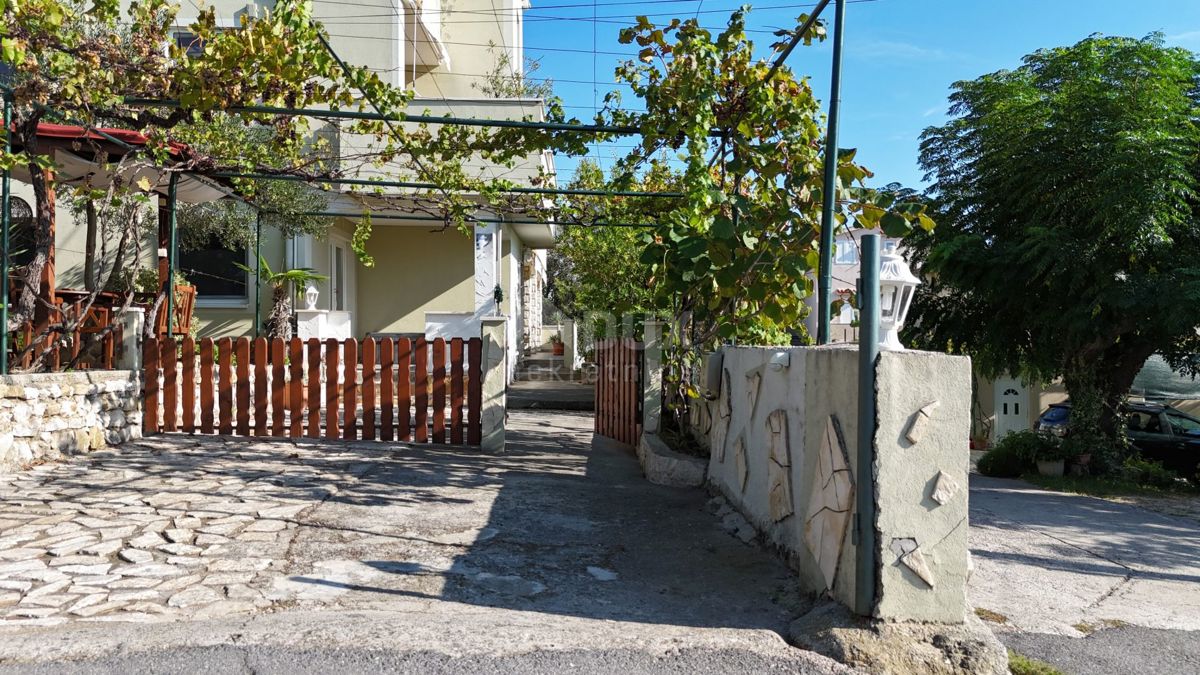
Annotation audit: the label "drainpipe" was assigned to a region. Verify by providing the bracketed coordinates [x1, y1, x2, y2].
[855, 232, 880, 616]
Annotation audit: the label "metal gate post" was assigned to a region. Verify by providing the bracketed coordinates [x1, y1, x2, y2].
[855, 232, 880, 616]
[817, 0, 847, 345]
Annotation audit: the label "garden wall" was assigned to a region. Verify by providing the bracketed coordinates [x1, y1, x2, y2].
[700, 344, 972, 623]
[0, 370, 141, 473]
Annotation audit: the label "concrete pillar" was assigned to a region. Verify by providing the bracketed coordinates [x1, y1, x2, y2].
[642, 320, 664, 435]
[480, 317, 507, 452]
[118, 308, 144, 372]
[474, 223, 499, 317]
[562, 318, 578, 374]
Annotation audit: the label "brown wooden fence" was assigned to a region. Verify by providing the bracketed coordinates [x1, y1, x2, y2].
[143, 336, 484, 445]
[594, 338, 642, 446]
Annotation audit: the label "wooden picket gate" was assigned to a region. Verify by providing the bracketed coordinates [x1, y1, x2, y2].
[593, 338, 642, 446]
[143, 336, 483, 445]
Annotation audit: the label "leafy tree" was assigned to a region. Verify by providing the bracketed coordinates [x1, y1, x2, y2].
[595, 11, 930, 400]
[905, 34, 1200, 467]
[548, 159, 669, 321]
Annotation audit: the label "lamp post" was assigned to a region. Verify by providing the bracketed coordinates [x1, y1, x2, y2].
[878, 251, 920, 351]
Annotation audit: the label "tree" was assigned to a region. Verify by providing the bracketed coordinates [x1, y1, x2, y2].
[904, 34, 1200, 468]
[594, 11, 930, 401]
[547, 159, 669, 321]
[236, 255, 325, 341]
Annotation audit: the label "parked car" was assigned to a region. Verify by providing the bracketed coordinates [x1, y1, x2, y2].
[1036, 401, 1200, 479]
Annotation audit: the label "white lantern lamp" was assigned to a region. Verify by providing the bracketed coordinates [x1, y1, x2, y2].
[877, 251, 921, 351]
[303, 281, 320, 311]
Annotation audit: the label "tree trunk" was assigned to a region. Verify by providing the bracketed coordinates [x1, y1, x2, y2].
[266, 284, 292, 341]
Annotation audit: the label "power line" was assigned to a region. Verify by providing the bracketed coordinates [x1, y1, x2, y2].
[318, 0, 874, 21]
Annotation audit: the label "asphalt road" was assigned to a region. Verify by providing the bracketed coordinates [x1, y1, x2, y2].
[969, 475, 1200, 674]
[0, 645, 848, 675]
[1000, 625, 1200, 675]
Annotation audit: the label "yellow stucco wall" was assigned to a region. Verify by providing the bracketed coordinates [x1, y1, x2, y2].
[354, 226, 475, 335]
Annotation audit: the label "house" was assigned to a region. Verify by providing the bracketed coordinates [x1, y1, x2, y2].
[6, 0, 553, 382]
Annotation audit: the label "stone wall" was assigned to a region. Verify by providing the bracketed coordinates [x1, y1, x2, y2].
[700, 345, 971, 623]
[0, 370, 142, 473]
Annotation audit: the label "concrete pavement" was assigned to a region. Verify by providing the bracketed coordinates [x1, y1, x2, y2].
[968, 474, 1200, 673]
[0, 411, 847, 673]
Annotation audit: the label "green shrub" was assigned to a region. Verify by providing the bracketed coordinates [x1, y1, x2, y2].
[1122, 455, 1180, 489]
[978, 430, 1044, 477]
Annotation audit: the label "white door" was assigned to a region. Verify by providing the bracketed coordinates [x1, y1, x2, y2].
[329, 237, 356, 332]
[993, 376, 1029, 440]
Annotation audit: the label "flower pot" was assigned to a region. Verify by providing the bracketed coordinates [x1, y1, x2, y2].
[552, 342, 564, 356]
[1037, 459, 1065, 477]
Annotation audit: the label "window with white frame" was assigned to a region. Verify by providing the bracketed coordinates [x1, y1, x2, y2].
[834, 238, 858, 265]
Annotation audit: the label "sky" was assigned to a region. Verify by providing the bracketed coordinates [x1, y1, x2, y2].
[521, 0, 1200, 188]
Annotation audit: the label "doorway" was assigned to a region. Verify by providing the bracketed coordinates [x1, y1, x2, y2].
[993, 376, 1029, 440]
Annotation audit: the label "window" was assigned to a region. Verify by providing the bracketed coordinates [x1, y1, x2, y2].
[883, 240, 899, 254]
[173, 31, 206, 57]
[179, 234, 248, 304]
[1166, 412, 1200, 436]
[834, 239, 858, 265]
[332, 244, 346, 311]
[7, 197, 35, 268]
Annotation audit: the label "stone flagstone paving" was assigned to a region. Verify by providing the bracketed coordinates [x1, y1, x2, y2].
[0, 436, 375, 626]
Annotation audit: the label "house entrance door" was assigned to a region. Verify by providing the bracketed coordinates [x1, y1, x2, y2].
[993, 376, 1029, 440]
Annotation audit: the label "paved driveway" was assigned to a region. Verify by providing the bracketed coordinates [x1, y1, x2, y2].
[969, 475, 1200, 674]
[0, 411, 845, 673]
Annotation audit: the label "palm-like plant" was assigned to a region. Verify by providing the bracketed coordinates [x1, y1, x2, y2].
[236, 255, 327, 341]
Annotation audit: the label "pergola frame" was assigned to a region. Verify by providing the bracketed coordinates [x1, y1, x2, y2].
[0, 0, 875, 616]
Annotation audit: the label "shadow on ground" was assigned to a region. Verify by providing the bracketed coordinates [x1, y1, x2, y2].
[268, 410, 802, 634]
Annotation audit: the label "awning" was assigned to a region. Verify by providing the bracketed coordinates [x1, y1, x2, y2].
[9, 123, 232, 203]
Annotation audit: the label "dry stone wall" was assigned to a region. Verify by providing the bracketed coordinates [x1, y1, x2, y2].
[0, 371, 141, 472]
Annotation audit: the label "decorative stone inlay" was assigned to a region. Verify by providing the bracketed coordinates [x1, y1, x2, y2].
[734, 434, 749, 493]
[904, 400, 941, 445]
[930, 470, 960, 506]
[746, 367, 763, 421]
[891, 537, 935, 589]
[766, 410, 793, 522]
[715, 369, 733, 462]
[804, 415, 855, 590]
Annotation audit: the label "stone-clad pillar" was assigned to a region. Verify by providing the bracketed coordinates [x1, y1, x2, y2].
[480, 317, 507, 452]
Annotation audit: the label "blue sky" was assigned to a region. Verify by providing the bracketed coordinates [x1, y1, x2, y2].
[521, 0, 1200, 187]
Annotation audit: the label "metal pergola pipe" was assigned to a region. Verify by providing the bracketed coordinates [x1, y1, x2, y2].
[254, 211, 263, 338]
[855, 232, 880, 617]
[164, 172, 180, 338]
[213, 171, 684, 199]
[1, 93, 11, 375]
[816, 0, 846, 346]
[121, 97, 729, 138]
[281, 211, 653, 228]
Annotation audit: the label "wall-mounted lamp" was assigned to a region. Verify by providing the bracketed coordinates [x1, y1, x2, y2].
[768, 351, 791, 372]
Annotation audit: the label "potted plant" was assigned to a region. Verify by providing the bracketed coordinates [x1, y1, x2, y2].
[1035, 436, 1071, 477]
[550, 332, 564, 356]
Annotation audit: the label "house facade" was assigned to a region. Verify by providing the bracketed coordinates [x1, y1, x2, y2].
[7, 0, 553, 381]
